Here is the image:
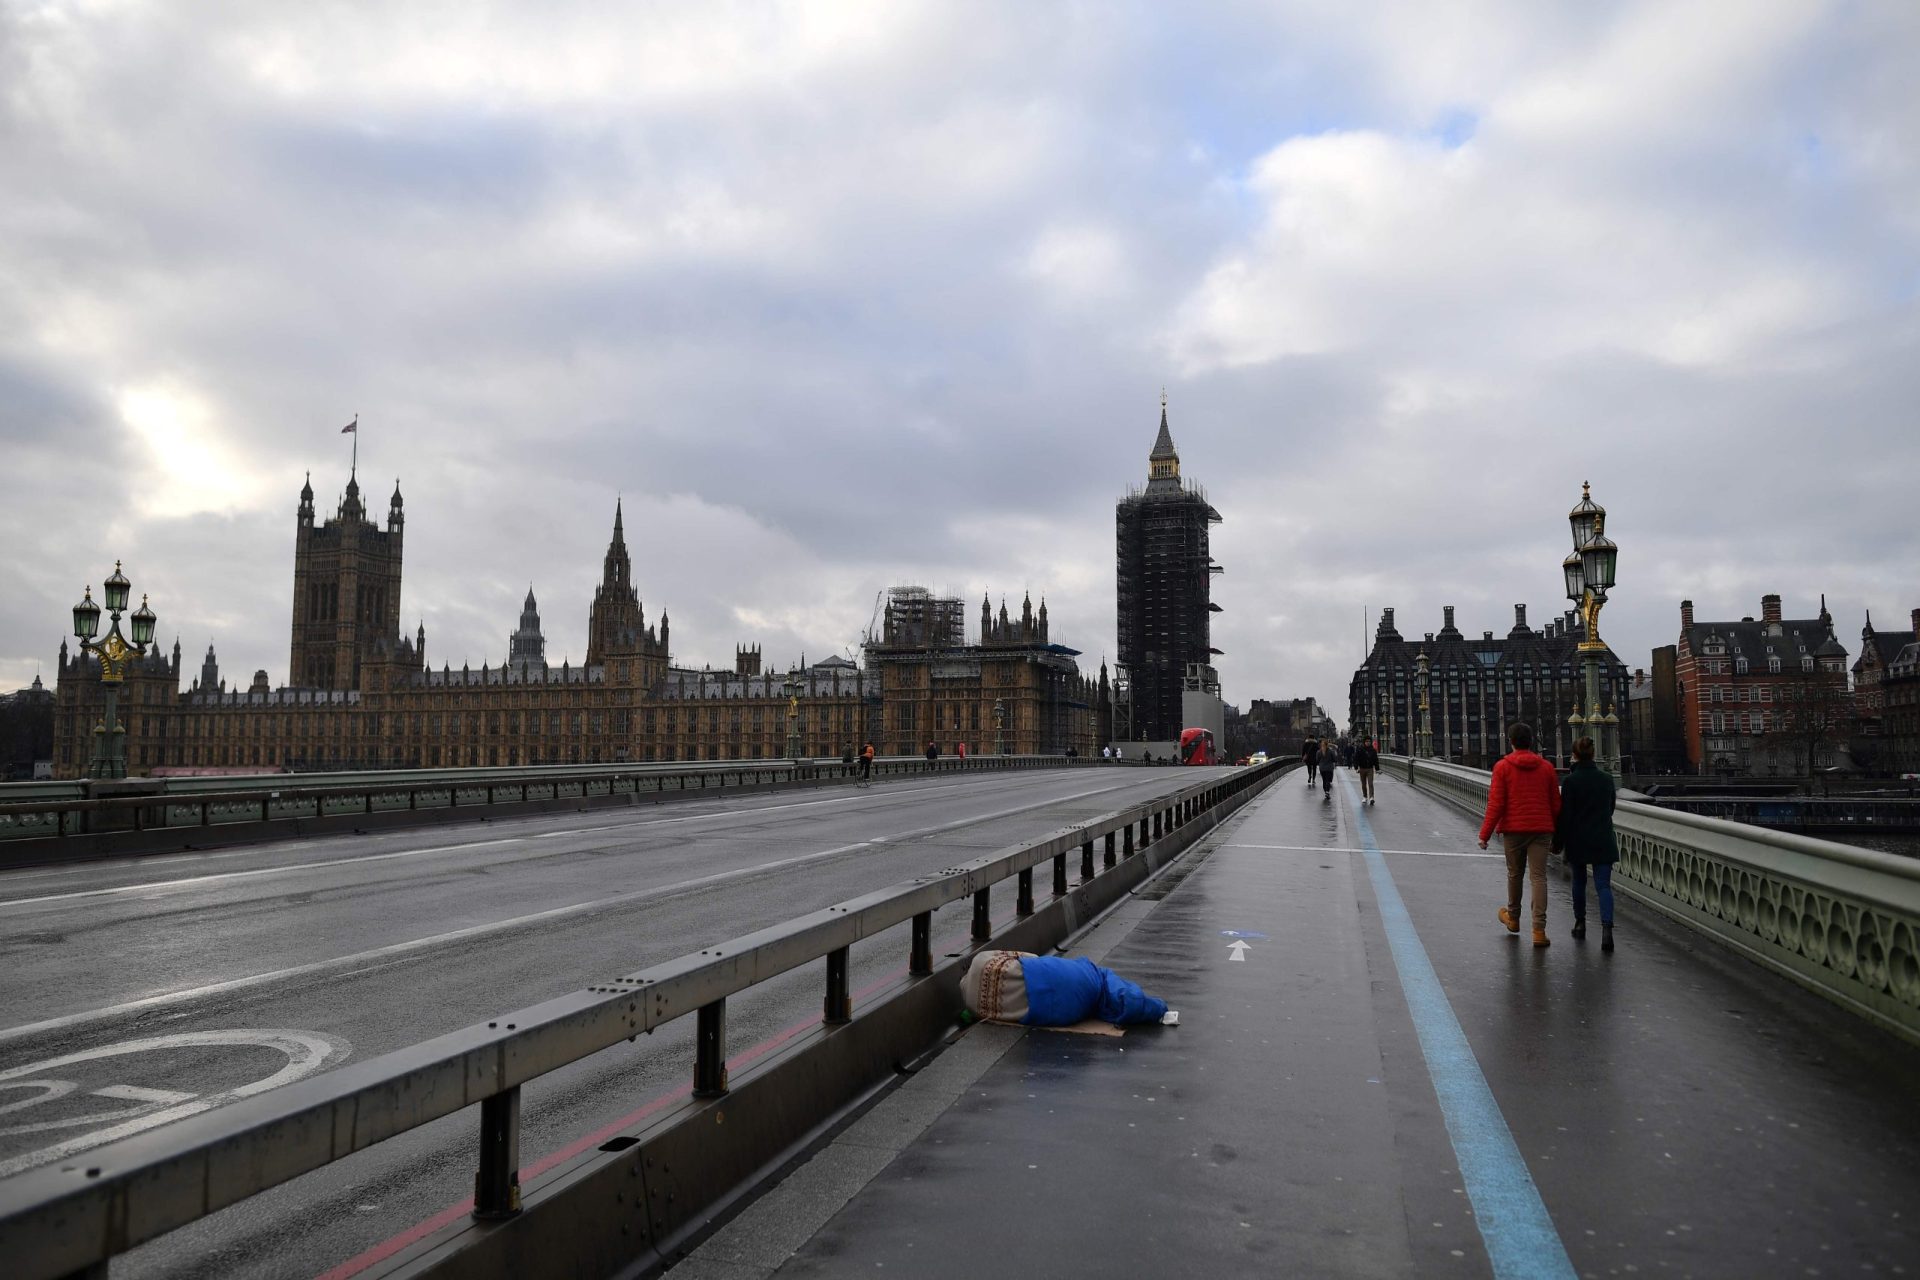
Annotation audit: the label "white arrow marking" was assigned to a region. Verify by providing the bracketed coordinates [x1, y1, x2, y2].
[1227, 939, 1251, 962]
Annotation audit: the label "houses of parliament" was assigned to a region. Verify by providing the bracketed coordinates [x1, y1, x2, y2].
[49, 469, 1106, 777]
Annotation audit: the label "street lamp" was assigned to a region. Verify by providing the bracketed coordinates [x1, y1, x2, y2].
[992, 698, 1007, 756]
[783, 671, 803, 761]
[72, 561, 157, 779]
[1565, 482, 1622, 780]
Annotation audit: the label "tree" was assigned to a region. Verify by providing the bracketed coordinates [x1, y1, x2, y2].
[1763, 667, 1855, 786]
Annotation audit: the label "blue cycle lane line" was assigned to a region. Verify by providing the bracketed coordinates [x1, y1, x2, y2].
[1338, 769, 1577, 1280]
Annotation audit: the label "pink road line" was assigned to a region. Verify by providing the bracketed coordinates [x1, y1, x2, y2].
[315, 910, 1015, 1279]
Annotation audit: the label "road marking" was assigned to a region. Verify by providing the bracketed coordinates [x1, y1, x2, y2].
[0, 772, 1139, 910]
[1226, 939, 1251, 962]
[0, 779, 1145, 1048]
[91, 1084, 196, 1104]
[1339, 773, 1575, 1280]
[1218, 929, 1267, 940]
[1225, 842, 1498, 859]
[0, 1029, 349, 1177]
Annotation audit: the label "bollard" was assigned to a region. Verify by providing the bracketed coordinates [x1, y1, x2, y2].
[694, 1000, 729, 1097]
[972, 887, 992, 942]
[824, 947, 852, 1024]
[910, 911, 933, 976]
[472, 1087, 522, 1220]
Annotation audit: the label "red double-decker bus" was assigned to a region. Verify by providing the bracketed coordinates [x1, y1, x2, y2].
[1178, 727, 1218, 765]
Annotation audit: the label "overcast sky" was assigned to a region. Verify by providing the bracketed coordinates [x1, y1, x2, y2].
[4, 1, 1916, 720]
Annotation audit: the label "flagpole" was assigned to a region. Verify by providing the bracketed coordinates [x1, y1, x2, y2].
[351, 414, 358, 477]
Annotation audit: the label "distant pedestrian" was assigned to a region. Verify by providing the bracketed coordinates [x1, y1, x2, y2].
[841, 745, 855, 776]
[1318, 737, 1337, 799]
[1478, 722, 1562, 948]
[1303, 738, 1320, 788]
[1555, 736, 1618, 952]
[926, 741, 940, 771]
[860, 741, 875, 786]
[1353, 738, 1379, 804]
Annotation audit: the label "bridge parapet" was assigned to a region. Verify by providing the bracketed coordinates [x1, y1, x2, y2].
[1387, 755, 1920, 1044]
[0, 754, 1087, 859]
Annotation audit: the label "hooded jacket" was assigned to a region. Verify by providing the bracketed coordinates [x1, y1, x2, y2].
[1478, 749, 1562, 842]
[1555, 761, 1618, 864]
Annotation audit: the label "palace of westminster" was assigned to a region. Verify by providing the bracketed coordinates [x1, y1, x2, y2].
[49, 468, 1110, 777]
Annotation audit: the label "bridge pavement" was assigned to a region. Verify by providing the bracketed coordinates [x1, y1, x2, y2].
[676, 767, 1920, 1279]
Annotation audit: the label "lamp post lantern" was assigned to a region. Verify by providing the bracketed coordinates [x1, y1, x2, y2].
[72, 561, 157, 779]
[992, 698, 1007, 757]
[1565, 483, 1622, 780]
[783, 672, 803, 761]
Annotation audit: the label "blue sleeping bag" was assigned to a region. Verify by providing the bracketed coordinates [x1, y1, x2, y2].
[1018, 955, 1168, 1026]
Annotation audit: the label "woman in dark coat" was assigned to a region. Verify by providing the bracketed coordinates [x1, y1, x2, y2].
[1555, 736, 1618, 952]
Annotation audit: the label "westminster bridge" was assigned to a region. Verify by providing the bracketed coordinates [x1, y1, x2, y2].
[0, 754, 1915, 1279]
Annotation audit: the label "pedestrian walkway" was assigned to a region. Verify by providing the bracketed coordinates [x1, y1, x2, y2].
[674, 769, 1920, 1279]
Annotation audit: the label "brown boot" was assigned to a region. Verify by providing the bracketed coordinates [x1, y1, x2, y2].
[1498, 907, 1520, 934]
[1532, 928, 1550, 948]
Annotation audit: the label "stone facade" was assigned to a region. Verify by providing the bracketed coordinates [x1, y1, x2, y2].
[1348, 604, 1629, 767]
[51, 474, 1097, 776]
[861, 587, 1102, 758]
[1675, 594, 1850, 777]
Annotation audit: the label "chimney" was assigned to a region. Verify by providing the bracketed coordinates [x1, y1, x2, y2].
[1443, 606, 1455, 630]
[1381, 607, 1395, 630]
[1762, 594, 1782, 625]
[1515, 603, 1527, 630]
[1634, 668, 1647, 687]
[1912, 607, 1920, 640]
[1681, 599, 1695, 630]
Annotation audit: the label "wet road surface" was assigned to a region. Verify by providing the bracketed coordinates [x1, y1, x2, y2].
[0, 766, 1223, 1278]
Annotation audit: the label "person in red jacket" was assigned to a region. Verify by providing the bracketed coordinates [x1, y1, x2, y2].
[1477, 722, 1562, 948]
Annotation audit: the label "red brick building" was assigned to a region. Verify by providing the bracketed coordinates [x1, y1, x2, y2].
[1675, 594, 1850, 777]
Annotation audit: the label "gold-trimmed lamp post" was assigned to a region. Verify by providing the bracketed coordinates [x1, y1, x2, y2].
[783, 671, 803, 761]
[1564, 483, 1621, 780]
[72, 561, 157, 779]
[992, 698, 1007, 757]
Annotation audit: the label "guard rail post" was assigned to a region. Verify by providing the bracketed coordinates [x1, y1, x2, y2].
[1055, 848, 1070, 897]
[909, 912, 933, 976]
[694, 1001, 728, 1097]
[1081, 838, 1096, 882]
[824, 948, 852, 1025]
[472, 1087, 522, 1220]
[1017, 867, 1035, 916]
[971, 886, 991, 941]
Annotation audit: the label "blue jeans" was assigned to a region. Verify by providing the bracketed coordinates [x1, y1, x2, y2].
[1570, 862, 1614, 925]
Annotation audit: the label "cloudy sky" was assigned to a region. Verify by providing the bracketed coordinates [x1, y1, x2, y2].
[4, 1, 1916, 720]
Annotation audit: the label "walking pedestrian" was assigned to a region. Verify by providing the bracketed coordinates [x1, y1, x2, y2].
[1555, 736, 1618, 952]
[1317, 737, 1338, 799]
[1353, 738, 1379, 804]
[860, 741, 875, 786]
[1303, 737, 1320, 788]
[925, 741, 940, 772]
[1477, 722, 1562, 948]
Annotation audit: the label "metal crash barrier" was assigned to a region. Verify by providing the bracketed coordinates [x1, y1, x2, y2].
[1387, 755, 1920, 1045]
[0, 754, 1086, 862]
[0, 760, 1288, 1279]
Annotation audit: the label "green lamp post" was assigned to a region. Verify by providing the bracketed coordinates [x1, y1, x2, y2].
[73, 561, 157, 779]
[1564, 483, 1621, 780]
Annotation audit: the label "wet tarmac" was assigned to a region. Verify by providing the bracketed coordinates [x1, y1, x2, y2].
[732, 768, 1920, 1279]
